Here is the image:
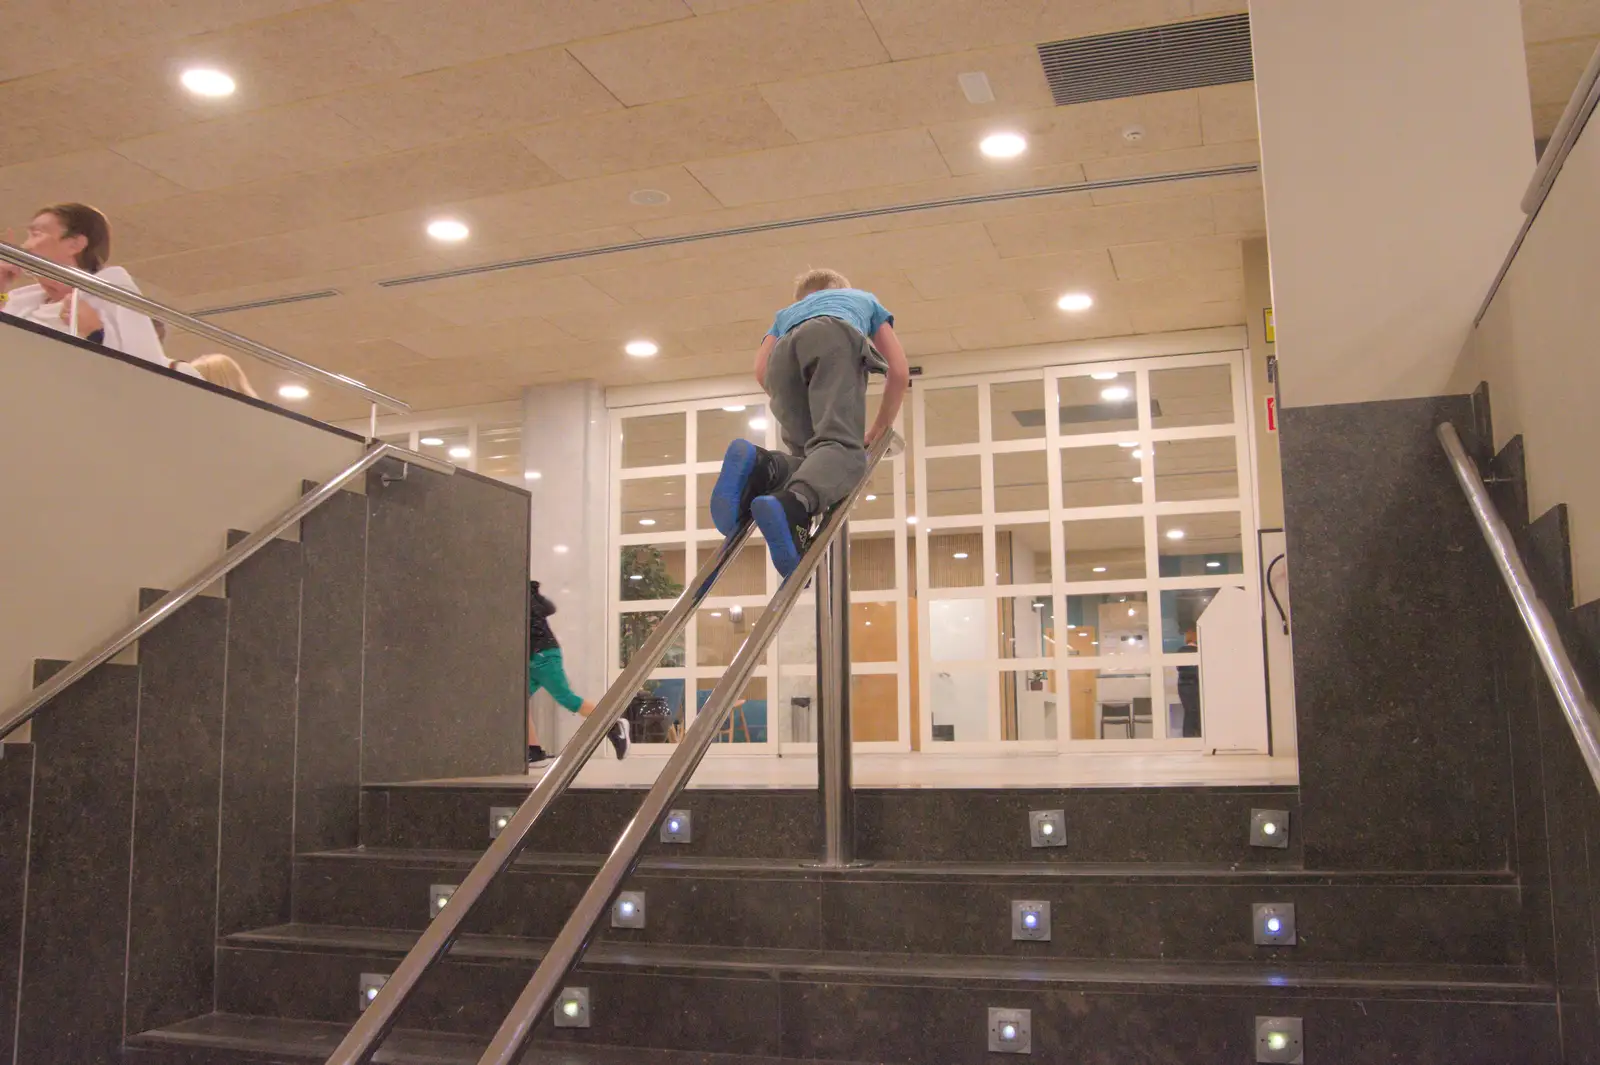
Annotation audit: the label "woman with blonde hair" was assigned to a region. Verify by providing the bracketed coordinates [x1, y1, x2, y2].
[189, 353, 259, 398]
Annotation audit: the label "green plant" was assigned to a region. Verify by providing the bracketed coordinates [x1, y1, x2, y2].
[619, 546, 686, 683]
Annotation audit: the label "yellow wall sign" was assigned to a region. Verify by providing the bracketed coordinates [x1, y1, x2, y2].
[1264, 307, 1276, 344]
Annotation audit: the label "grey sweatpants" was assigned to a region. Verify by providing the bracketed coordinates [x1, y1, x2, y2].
[764, 316, 877, 515]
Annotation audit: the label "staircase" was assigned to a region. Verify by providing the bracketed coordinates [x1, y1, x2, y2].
[120, 779, 1555, 1063]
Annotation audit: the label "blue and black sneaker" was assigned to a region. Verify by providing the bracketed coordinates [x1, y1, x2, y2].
[710, 439, 783, 537]
[751, 490, 814, 579]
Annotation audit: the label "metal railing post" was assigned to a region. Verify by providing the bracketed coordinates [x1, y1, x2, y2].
[815, 525, 857, 867]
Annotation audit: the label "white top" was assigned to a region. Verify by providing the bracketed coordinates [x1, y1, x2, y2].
[2, 265, 170, 369]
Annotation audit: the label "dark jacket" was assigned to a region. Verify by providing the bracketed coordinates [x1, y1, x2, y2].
[529, 581, 559, 656]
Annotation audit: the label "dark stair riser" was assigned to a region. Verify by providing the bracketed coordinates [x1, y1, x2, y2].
[361, 785, 1303, 865]
[294, 854, 1523, 966]
[215, 946, 1558, 1065]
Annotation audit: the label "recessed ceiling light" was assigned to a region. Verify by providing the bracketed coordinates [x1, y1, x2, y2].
[1117, 440, 1137, 448]
[749, 417, 768, 430]
[625, 339, 659, 358]
[865, 494, 877, 502]
[1100, 385, 1131, 402]
[426, 219, 469, 242]
[1092, 566, 1108, 573]
[1131, 449, 1143, 459]
[711, 611, 722, 618]
[554, 544, 569, 554]
[957, 71, 995, 104]
[1207, 560, 1222, 568]
[979, 131, 1027, 159]
[1166, 528, 1186, 540]
[1128, 608, 1137, 617]
[181, 68, 236, 97]
[1056, 292, 1094, 313]
[278, 384, 309, 400]
[420, 436, 444, 446]
[629, 189, 671, 206]
[629, 574, 643, 581]
[1132, 476, 1144, 483]
[722, 405, 747, 412]
[953, 552, 969, 559]
[1095, 372, 1121, 382]
[525, 470, 542, 480]
[907, 516, 919, 525]
[639, 518, 657, 526]
[448, 446, 471, 459]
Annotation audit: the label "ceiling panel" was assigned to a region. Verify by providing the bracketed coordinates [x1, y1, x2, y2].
[0, 150, 187, 213]
[904, 248, 1117, 301]
[517, 89, 795, 180]
[1522, 0, 1600, 43]
[927, 92, 1203, 177]
[687, 129, 952, 206]
[1197, 81, 1260, 144]
[346, 0, 694, 68]
[111, 102, 392, 191]
[858, 0, 1193, 61]
[1109, 234, 1242, 281]
[567, 0, 889, 105]
[325, 48, 623, 153]
[983, 195, 1216, 258]
[757, 45, 1053, 142]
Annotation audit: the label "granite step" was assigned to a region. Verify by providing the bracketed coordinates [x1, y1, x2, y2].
[212, 924, 1558, 1064]
[294, 847, 1523, 966]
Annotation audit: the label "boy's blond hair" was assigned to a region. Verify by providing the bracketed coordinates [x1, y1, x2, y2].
[794, 268, 851, 299]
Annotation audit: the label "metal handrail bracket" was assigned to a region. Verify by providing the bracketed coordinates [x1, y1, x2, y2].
[0, 242, 409, 413]
[324, 518, 759, 1065]
[474, 430, 899, 1065]
[1437, 422, 1600, 792]
[0, 442, 448, 742]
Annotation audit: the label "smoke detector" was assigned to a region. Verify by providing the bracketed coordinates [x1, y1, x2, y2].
[1122, 125, 1146, 144]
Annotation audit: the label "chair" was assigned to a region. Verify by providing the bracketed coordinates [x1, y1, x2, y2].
[1099, 700, 1133, 738]
[1131, 697, 1153, 738]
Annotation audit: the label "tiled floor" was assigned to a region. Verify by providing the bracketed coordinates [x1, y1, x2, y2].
[455, 751, 1299, 790]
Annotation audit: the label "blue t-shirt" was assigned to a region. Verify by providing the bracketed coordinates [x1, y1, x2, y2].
[768, 288, 893, 341]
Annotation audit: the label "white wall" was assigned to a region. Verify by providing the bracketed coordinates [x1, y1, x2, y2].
[521, 379, 608, 752]
[1452, 111, 1600, 604]
[1, 321, 364, 732]
[1251, 0, 1535, 406]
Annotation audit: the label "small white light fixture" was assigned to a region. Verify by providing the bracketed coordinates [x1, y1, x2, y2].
[524, 470, 542, 481]
[661, 809, 692, 844]
[1253, 902, 1297, 945]
[1029, 809, 1065, 848]
[448, 446, 472, 460]
[628, 574, 643, 581]
[429, 883, 457, 917]
[278, 383, 309, 401]
[1056, 292, 1094, 313]
[554, 544, 569, 554]
[629, 188, 671, 206]
[865, 494, 877, 502]
[1207, 560, 1223, 568]
[1096, 373, 1122, 382]
[426, 218, 470, 242]
[722, 404, 747, 412]
[710, 611, 721, 617]
[1251, 809, 1291, 849]
[907, 515, 919, 525]
[625, 339, 659, 358]
[488, 807, 515, 840]
[749, 417, 769, 430]
[980, 131, 1028, 159]
[1131, 449, 1143, 459]
[420, 436, 444, 446]
[358, 972, 388, 1012]
[1117, 440, 1137, 447]
[1166, 528, 1186, 540]
[1012, 900, 1051, 941]
[958, 71, 995, 104]
[989, 1007, 1032, 1053]
[953, 552, 969, 560]
[612, 890, 646, 929]
[1132, 476, 1144, 484]
[181, 68, 236, 97]
[1100, 385, 1131, 402]
[554, 987, 591, 1028]
[639, 518, 657, 526]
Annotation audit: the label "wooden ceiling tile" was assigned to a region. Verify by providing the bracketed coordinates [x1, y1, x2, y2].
[327, 48, 622, 154]
[950, 306, 1138, 350]
[758, 45, 1052, 142]
[400, 318, 577, 360]
[1128, 297, 1244, 334]
[349, 0, 694, 69]
[1198, 82, 1260, 145]
[1521, 0, 1600, 43]
[892, 291, 1035, 332]
[688, 129, 952, 206]
[518, 88, 794, 180]
[409, 273, 624, 328]
[1211, 187, 1267, 235]
[460, 166, 724, 241]
[905, 248, 1117, 301]
[984, 195, 1215, 258]
[1527, 38, 1600, 106]
[858, 0, 1192, 61]
[1088, 168, 1260, 207]
[0, 150, 186, 214]
[1108, 234, 1242, 281]
[568, 0, 889, 105]
[112, 102, 392, 192]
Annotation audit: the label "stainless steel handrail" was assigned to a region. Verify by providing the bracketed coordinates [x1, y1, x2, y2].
[0, 242, 409, 414]
[324, 518, 759, 1065]
[0, 442, 449, 743]
[1522, 42, 1600, 215]
[1437, 422, 1600, 793]
[475, 429, 899, 1065]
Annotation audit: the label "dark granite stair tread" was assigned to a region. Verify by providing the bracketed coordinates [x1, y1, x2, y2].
[304, 846, 1516, 886]
[129, 1012, 858, 1064]
[226, 923, 1549, 998]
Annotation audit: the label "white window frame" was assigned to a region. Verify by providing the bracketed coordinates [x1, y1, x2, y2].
[912, 350, 1260, 754]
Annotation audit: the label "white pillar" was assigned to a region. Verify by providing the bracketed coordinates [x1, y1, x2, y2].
[1250, 0, 1535, 406]
[522, 380, 608, 753]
